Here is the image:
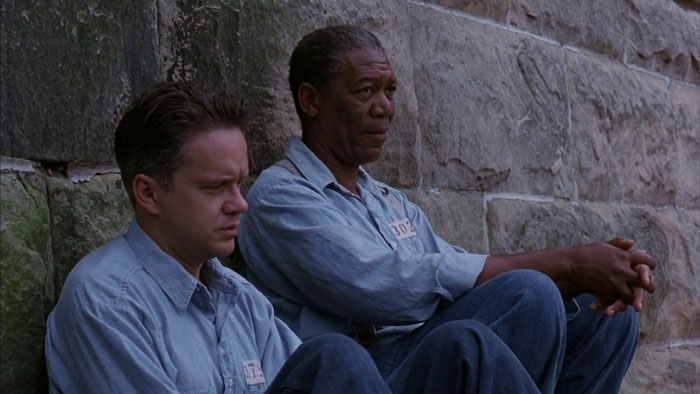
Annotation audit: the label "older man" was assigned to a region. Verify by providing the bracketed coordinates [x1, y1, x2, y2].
[239, 25, 656, 393]
[45, 81, 392, 394]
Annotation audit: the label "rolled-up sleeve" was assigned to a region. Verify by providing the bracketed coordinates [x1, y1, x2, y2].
[403, 194, 487, 298]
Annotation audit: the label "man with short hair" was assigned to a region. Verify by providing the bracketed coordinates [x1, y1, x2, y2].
[44, 81, 392, 393]
[239, 25, 656, 393]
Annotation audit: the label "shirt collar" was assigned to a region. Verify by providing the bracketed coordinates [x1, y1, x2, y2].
[285, 136, 336, 189]
[124, 219, 237, 312]
[285, 136, 375, 193]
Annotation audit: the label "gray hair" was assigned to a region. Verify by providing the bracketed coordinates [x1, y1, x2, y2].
[288, 25, 385, 119]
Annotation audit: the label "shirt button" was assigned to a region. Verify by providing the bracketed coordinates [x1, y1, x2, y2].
[228, 378, 233, 385]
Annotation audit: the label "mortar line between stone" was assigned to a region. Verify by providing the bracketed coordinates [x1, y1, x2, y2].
[624, 64, 672, 87]
[405, 14, 425, 189]
[484, 192, 555, 203]
[643, 338, 700, 350]
[561, 46, 579, 203]
[408, 0, 506, 30]
[482, 194, 490, 254]
[155, 0, 162, 74]
[1, 156, 37, 173]
[415, 124, 424, 188]
[408, 0, 561, 47]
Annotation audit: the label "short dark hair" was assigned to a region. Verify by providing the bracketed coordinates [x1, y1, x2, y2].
[288, 25, 385, 118]
[114, 81, 249, 206]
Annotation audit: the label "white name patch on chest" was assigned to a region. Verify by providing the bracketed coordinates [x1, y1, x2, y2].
[389, 218, 417, 240]
[242, 360, 265, 386]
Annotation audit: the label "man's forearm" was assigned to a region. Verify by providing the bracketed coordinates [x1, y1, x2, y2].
[475, 247, 575, 286]
[474, 239, 656, 306]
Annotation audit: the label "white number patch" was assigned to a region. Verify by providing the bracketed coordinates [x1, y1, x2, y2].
[242, 360, 265, 385]
[389, 218, 417, 240]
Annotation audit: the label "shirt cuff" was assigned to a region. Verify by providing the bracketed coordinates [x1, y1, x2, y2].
[436, 250, 487, 298]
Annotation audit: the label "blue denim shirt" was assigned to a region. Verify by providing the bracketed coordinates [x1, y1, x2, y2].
[45, 220, 300, 394]
[239, 137, 487, 344]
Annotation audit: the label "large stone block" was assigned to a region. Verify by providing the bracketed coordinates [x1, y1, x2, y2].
[47, 174, 132, 296]
[237, 0, 420, 186]
[621, 343, 700, 393]
[157, 0, 243, 92]
[1, 0, 160, 162]
[638, 208, 700, 343]
[403, 189, 486, 253]
[508, 0, 625, 59]
[410, 4, 573, 196]
[0, 171, 53, 394]
[486, 198, 700, 343]
[486, 198, 613, 252]
[567, 50, 699, 209]
[620, 0, 700, 84]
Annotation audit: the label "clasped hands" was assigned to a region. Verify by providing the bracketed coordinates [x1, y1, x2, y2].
[566, 238, 657, 316]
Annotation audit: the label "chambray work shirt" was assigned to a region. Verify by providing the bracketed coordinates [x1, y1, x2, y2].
[239, 137, 487, 345]
[45, 220, 300, 394]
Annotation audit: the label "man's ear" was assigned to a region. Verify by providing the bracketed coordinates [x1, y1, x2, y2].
[298, 82, 320, 118]
[132, 174, 161, 215]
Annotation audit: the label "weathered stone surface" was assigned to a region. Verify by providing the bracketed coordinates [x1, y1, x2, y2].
[410, 4, 573, 196]
[423, 0, 510, 23]
[621, 343, 700, 393]
[403, 189, 486, 252]
[47, 174, 132, 296]
[157, 0, 243, 93]
[486, 198, 614, 252]
[636, 208, 700, 343]
[509, 0, 624, 59]
[1, 1, 160, 162]
[486, 198, 699, 343]
[669, 82, 700, 209]
[238, 0, 420, 186]
[567, 50, 699, 209]
[0, 171, 52, 394]
[620, 0, 700, 84]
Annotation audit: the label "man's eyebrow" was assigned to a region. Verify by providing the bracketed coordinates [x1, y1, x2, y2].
[353, 74, 396, 84]
[353, 75, 380, 83]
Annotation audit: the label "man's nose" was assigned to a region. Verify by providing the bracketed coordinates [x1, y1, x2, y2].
[370, 91, 394, 118]
[223, 189, 248, 214]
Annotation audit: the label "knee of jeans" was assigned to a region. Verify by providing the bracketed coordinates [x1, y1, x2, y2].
[418, 320, 526, 371]
[505, 269, 561, 301]
[301, 333, 370, 363]
[613, 307, 639, 341]
[426, 320, 494, 352]
[500, 269, 565, 321]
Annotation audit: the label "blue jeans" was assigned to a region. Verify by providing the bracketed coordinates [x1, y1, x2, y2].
[266, 333, 391, 393]
[375, 269, 639, 394]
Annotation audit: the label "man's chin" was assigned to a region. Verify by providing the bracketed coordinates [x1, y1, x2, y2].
[212, 242, 236, 259]
[363, 149, 384, 164]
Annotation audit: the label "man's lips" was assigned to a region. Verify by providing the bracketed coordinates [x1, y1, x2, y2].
[364, 129, 389, 142]
[218, 223, 239, 237]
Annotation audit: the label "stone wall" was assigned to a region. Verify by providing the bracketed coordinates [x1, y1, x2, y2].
[1, 0, 698, 392]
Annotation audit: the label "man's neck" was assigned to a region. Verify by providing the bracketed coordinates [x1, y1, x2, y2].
[134, 214, 205, 280]
[301, 136, 360, 195]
